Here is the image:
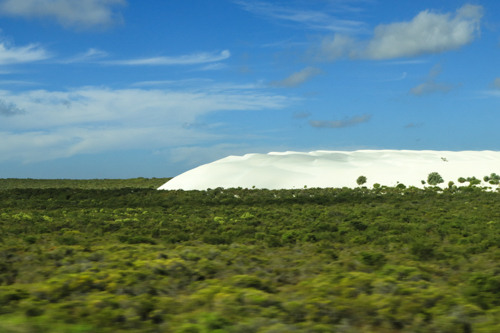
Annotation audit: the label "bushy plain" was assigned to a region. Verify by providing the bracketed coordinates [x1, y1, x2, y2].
[1, 179, 500, 332]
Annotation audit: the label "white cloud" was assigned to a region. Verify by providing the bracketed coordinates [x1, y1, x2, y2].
[0, 84, 293, 162]
[234, 1, 367, 33]
[316, 34, 358, 61]
[410, 82, 454, 96]
[61, 48, 108, 63]
[196, 62, 227, 71]
[0, 0, 126, 29]
[0, 42, 50, 64]
[317, 4, 483, 60]
[409, 63, 457, 96]
[270, 67, 323, 88]
[104, 50, 231, 66]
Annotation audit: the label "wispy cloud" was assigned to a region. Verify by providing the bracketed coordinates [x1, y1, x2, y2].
[409, 63, 457, 96]
[0, 84, 292, 162]
[270, 67, 322, 88]
[309, 114, 372, 128]
[384, 59, 429, 65]
[61, 48, 108, 63]
[293, 111, 310, 119]
[404, 122, 424, 128]
[234, 1, 367, 33]
[0, 0, 127, 29]
[196, 62, 227, 71]
[0, 42, 51, 64]
[261, 37, 308, 48]
[104, 50, 231, 66]
[0, 99, 25, 116]
[131, 78, 214, 87]
[0, 80, 40, 86]
[316, 4, 483, 61]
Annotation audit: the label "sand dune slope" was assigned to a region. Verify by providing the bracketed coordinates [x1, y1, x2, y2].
[158, 150, 500, 191]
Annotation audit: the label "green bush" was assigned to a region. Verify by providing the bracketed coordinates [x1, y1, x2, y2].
[359, 251, 387, 267]
[356, 176, 367, 186]
[427, 172, 444, 186]
[410, 241, 437, 261]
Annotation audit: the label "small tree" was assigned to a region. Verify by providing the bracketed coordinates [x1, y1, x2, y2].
[448, 181, 454, 189]
[421, 180, 426, 185]
[373, 183, 381, 189]
[458, 177, 466, 183]
[486, 173, 500, 185]
[427, 172, 444, 186]
[356, 176, 367, 186]
[466, 177, 481, 186]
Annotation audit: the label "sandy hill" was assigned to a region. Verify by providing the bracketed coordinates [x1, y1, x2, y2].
[158, 150, 500, 191]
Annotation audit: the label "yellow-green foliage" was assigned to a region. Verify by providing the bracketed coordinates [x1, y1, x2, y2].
[1, 181, 500, 331]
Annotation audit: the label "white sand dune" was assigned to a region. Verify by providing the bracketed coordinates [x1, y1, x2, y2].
[158, 150, 500, 191]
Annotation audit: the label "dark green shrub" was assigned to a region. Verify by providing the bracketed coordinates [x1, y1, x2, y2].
[323, 249, 339, 260]
[448, 181, 454, 188]
[200, 312, 232, 330]
[396, 183, 406, 190]
[231, 275, 268, 291]
[410, 241, 436, 261]
[373, 183, 381, 189]
[265, 235, 282, 247]
[458, 177, 466, 183]
[313, 222, 337, 233]
[202, 234, 230, 245]
[165, 232, 190, 244]
[281, 231, 298, 244]
[464, 272, 500, 310]
[24, 235, 37, 244]
[117, 235, 157, 245]
[359, 251, 387, 267]
[427, 172, 444, 186]
[356, 176, 367, 186]
[466, 177, 481, 186]
[350, 220, 368, 231]
[22, 300, 45, 317]
[55, 235, 79, 246]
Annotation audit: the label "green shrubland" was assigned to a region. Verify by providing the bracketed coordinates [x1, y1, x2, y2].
[0, 178, 500, 332]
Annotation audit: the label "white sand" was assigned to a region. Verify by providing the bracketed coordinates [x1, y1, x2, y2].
[158, 150, 500, 191]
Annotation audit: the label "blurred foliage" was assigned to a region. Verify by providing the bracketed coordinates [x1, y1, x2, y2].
[0, 178, 500, 331]
[0, 177, 171, 190]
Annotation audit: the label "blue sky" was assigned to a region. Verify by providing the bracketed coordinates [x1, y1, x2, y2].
[0, 0, 499, 179]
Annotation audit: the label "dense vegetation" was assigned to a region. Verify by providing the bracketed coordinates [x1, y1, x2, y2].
[0, 178, 171, 190]
[2, 178, 500, 332]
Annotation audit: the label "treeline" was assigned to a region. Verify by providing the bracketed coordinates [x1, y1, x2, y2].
[1, 184, 500, 332]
